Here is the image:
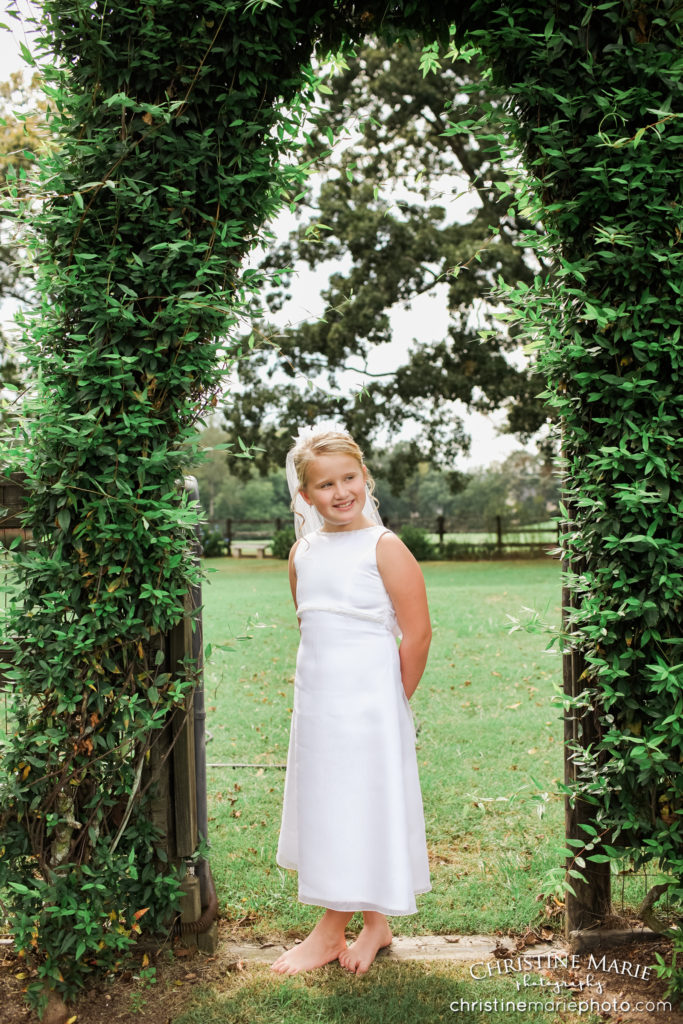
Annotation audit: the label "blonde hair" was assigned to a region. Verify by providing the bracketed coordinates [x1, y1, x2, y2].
[288, 427, 378, 510]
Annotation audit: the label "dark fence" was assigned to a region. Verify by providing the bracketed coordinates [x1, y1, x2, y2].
[206, 513, 560, 557]
[0, 472, 31, 548]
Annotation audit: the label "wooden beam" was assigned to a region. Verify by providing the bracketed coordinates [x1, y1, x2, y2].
[0, 471, 31, 546]
[562, 559, 611, 933]
[168, 594, 198, 859]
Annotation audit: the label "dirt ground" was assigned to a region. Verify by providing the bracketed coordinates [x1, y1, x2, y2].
[1, 921, 682, 1024]
[540, 935, 683, 1024]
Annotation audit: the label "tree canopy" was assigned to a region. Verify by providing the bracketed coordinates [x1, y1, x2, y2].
[221, 39, 550, 484]
[0, 72, 46, 419]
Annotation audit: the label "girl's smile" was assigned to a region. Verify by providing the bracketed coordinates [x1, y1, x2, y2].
[299, 453, 371, 531]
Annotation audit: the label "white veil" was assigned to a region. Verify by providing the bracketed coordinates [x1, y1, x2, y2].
[285, 422, 383, 540]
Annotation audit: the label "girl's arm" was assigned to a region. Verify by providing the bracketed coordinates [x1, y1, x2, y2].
[288, 539, 300, 621]
[376, 533, 431, 700]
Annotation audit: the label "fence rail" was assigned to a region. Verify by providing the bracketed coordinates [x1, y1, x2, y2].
[205, 514, 560, 557]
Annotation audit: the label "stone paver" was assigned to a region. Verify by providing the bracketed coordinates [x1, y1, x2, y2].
[223, 935, 568, 963]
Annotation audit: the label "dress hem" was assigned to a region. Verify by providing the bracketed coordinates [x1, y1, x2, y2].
[276, 858, 431, 916]
[298, 888, 432, 917]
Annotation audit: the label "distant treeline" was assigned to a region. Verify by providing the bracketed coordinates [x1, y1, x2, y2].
[187, 428, 559, 531]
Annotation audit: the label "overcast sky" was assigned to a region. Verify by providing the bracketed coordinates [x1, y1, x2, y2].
[1, 1, 37, 76]
[0, 3, 541, 470]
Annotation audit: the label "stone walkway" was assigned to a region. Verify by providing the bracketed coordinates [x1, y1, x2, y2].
[223, 934, 568, 964]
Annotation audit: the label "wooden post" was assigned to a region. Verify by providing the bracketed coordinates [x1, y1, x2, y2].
[3, 468, 213, 938]
[167, 596, 198, 859]
[0, 471, 30, 547]
[146, 709, 176, 860]
[436, 514, 445, 548]
[562, 525, 611, 934]
[495, 515, 503, 555]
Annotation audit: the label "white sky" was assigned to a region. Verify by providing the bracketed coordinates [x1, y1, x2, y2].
[0, 4, 543, 470]
[1, 1, 38, 76]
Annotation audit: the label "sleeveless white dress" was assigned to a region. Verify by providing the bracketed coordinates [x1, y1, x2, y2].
[276, 525, 431, 916]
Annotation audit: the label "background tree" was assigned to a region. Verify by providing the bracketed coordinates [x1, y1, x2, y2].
[189, 427, 558, 529]
[190, 426, 290, 522]
[221, 39, 551, 484]
[373, 447, 558, 525]
[0, 72, 46, 417]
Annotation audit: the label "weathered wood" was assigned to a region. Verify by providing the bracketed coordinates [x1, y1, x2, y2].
[562, 544, 611, 933]
[0, 470, 31, 546]
[169, 594, 198, 859]
[178, 873, 201, 949]
[144, 707, 177, 861]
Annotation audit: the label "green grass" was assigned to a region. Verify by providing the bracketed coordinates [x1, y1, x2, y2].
[0, 553, 661, 1024]
[0, 552, 667, 941]
[173, 960, 598, 1024]
[200, 556, 669, 940]
[200, 557, 569, 938]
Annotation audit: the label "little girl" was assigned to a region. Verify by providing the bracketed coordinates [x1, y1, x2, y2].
[271, 424, 431, 977]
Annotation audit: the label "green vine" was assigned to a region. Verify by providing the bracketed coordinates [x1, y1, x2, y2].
[445, 0, 683, 982]
[0, 0, 323, 1010]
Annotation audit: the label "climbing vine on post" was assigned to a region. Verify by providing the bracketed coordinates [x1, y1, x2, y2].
[444, 0, 683, 958]
[0, 0, 322, 1011]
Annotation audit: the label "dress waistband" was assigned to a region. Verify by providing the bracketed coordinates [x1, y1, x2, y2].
[296, 602, 401, 638]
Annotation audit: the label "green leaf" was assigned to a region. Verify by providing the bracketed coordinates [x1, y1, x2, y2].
[57, 508, 71, 531]
[18, 41, 35, 66]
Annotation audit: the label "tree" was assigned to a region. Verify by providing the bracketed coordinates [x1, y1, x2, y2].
[0, 72, 47, 416]
[371, 446, 559, 527]
[221, 40, 550, 483]
[188, 425, 290, 521]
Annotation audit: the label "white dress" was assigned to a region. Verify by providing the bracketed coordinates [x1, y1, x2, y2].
[276, 525, 431, 916]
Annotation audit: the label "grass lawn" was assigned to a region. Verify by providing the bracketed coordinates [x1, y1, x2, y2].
[173, 959, 597, 1024]
[201, 557, 569, 939]
[0, 550, 664, 939]
[174, 555, 618, 1024]
[200, 555, 661, 942]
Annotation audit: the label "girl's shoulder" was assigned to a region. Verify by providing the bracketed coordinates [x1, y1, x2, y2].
[290, 534, 315, 567]
[376, 527, 402, 549]
[376, 530, 419, 570]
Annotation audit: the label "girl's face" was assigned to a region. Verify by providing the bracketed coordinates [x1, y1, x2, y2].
[300, 452, 369, 531]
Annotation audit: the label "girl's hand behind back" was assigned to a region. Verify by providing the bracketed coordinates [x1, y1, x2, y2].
[376, 534, 432, 700]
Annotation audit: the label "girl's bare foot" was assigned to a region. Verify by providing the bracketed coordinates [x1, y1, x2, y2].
[339, 913, 392, 975]
[271, 910, 352, 976]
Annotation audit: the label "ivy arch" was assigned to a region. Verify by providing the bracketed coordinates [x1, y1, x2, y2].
[1, 0, 681, 1009]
